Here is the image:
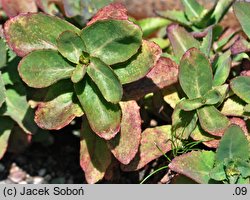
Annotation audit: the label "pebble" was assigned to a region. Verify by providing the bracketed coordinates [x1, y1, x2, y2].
[38, 168, 47, 177]
[8, 163, 26, 183]
[33, 176, 45, 184]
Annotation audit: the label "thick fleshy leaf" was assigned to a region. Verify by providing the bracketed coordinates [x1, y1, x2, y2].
[213, 51, 231, 86]
[203, 89, 222, 105]
[178, 98, 204, 111]
[169, 151, 215, 184]
[80, 117, 111, 184]
[167, 24, 200, 61]
[121, 125, 176, 171]
[87, 57, 122, 103]
[231, 76, 250, 104]
[172, 103, 198, 139]
[156, 10, 191, 27]
[135, 17, 170, 37]
[234, 2, 250, 39]
[221, 96, 249, 117]
[113, 40, 161, 84]
[123, 57, 179, 100]
[215, 125, 249, 164]
[0, 117, 14, 160]
[57, 30, 86, 64]
[107, 101, 141, 165]
[197, 106, 230, 136]
[0, 72, 6, 107]
[35, 80, 83, 130]
[71, 64, 86, 83]
[191, 125, 220, 148]
[181, 0, 205, 22]
[4, 13, 80, 57]
[179, 48, 213, 99]
[87, 3, 128, 26]
[200, 27, 213, 57]
[80, 19, 142, 65]
[18, 50, 75, 88]
[3, 84, 38, 134]
[1, 0, 37, 18]
[75, 77, 121, 140]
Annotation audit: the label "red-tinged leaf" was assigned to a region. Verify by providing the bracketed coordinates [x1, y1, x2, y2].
[231, 36, 250, 55]
[34, 80, 83, 130]
[123, 57, 179, 100]
[0, 117, 14, 160]
[80, 117, 111, 184]
[167, 24, 200, 60]
[190, 125, 220, 149]
[2, 0, 37, 18]
[121, 125, 174, 171]
[4, 13, 80, 57]
[113, 40, 162, 84]
[87, 3, 128, 26]
[229, 117, 249, 137]
[197, 106, 230, 136]
[107, 101, 141, 165]
[169, 151, 215, 183]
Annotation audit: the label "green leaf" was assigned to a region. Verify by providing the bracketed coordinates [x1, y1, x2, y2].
[197, 106, 229, 136]
[35, 80, 83, 130]
[0, 117, 14, 160]
[234, 1, 250, 39]
[231, 76, 250, 104]
[237, 160, 250, 178]
[75, 76, 121, 140]
[71, 64, 86, 83]
[121, 125, 176, 171]
[149, 38, 170, 49]
[4, 13, 80, 57]
[179, 48, 213, 99]
[107, 101, 141, 165]
[63, 0, 113, 19]
[191, 124, 220, 148]
[0, 38, 7, 68]
[162, 85, 181, 109]
[178, 98, 204, 111]
[0, 72, 6, 107]
[200, 27, 213, 57]
[113, 40, 161, 84]
[210, 162, 227, 181]
[80, 117, 111, 184]
[203, 89, 222, 105]
[80, 19, 142, 65]
[57, 30, 86, 64]
[181, 0, 205, 21]
[87, 57, 122, 103]
[18, 50, 75, 88]
[210, 0, 235, 26]
[167, 25, 200, 61]
[215, 125, 249, 163]
[169, 151, 215, 184]
[172, 103, 198, 139]
[3, 84, 38, 134]
[156, 10, 191, 27]
[213, 51, 231, 86]
[135, 17, 170, 37]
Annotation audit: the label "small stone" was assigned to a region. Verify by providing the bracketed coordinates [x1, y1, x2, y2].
[33, 177, 44, 184]
[0, 163, 5, 172]
[8, 163, 26, 183]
